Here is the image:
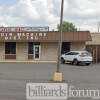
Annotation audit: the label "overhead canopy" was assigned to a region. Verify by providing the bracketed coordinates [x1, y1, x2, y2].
[0, 31, 92, 42]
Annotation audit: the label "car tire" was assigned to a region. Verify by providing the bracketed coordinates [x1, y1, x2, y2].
[86, 63, 90, 66]
[73, 59, 78, 65]
[61, 58, 65, 64]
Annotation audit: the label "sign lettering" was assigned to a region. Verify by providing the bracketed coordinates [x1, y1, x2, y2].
[0, 32, 47, 41]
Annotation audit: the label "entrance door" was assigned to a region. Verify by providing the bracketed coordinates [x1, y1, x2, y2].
[34, 46, 40, 60]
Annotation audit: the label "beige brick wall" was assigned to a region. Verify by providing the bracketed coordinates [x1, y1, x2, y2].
[16, 42, 28, 60]
[0, 42, 5, 60]
[86, 33, 100, 45]
[41, 42, 58, 61]
[71, 42, 86, 51]
[0, 42, 86, 61]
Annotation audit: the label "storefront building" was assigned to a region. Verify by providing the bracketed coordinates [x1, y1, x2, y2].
[0, 28, 92, 61]
[86, 32, 100, 62]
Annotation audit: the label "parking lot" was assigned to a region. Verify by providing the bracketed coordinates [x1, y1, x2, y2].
[0, 63, 100, 100]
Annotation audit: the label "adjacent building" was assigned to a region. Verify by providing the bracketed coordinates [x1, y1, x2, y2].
[86, 32, 100, 62]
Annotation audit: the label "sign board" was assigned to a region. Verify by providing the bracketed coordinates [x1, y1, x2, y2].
[0, 27, 49, 32]
[0, 32, 47, 41]
[0, 31, 91, 42]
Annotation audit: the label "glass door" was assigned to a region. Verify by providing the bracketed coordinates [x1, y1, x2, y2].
[34, 46, 40, 60]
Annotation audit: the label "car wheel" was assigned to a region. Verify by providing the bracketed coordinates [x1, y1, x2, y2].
[73, 59, 78, 65]
[86, 63, 90, 66]
[61, 58, 65, 64]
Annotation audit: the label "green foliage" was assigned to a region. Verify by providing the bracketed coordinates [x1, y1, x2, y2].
[57, 21, 77, 31]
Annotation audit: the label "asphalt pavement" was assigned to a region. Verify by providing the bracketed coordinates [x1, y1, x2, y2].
[0, 63, 100, 100]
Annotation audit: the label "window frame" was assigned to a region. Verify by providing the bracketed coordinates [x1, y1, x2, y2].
[5, 42, 16, 55]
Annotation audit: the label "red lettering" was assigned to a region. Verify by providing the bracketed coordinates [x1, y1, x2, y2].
[0, 28, 11, 32]
[15, 28, 26, 32]
[8, 28, 11, 32]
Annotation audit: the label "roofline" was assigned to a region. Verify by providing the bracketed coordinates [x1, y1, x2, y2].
[0, 31, 90, 33]
[90, 32, 100, 34]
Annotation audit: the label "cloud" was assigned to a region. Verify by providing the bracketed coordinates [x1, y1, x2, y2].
[7, 0, 60, 28]
[0, 0, 100, 31]
[63, 0, 100, 31]
[9, 0, 40, 20]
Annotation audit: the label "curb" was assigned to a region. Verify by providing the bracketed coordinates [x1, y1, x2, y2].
[0, 60, 57, 63]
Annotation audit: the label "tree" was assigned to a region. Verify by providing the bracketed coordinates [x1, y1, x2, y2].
[57, 21, 77, 31]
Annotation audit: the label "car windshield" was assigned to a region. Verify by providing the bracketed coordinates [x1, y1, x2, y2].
[82, 52, 92, 57]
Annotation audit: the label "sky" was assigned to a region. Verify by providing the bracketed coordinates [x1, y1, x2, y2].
[0, 0, 100, 32]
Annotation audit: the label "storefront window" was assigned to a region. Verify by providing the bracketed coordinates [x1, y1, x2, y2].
[5, 42, 16, 54]
[62, 42, 70, 54]
[28, 42, 34, 54]
[28, 42, 40, 54]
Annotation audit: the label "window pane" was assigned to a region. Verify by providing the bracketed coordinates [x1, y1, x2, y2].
[5, 42, 16, 54]
[28, 42, 34, 54]
[62, 42, 70, 54]
[73, 52, 79, 55]
[82, 52, 92, 57]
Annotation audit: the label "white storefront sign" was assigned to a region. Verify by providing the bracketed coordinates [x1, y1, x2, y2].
[0, 32, 47, 41]
[0, 27, 49, 32]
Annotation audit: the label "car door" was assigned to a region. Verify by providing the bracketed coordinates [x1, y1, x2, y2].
[70, 52, 78, 61]
[65, 52, 72, 61]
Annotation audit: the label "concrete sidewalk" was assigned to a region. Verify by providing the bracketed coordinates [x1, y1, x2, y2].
[0, 60, 57, 63]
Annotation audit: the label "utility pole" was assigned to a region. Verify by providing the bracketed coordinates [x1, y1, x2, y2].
[57, 0, 64, 72]
[54, 0, 64, 81]
[96, 47, 98, 63]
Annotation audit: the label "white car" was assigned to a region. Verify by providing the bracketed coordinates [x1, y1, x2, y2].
[61, 51, 93, 65]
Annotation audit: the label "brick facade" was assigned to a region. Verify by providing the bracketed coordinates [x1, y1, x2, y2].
[86, 33, 100, 45]
[0, 42, 86, 61]
[0, 42, 5, 60]
[16, 42, 28, 60]
[41, 42, 58, 61]
[71, 42, 86, 51]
